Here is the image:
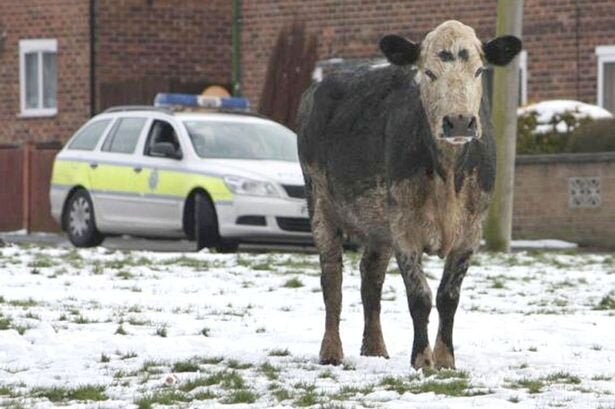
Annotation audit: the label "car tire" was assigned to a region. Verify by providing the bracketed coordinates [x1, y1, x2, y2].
[64, 189, 104, 248]
[195, 192, 222, 251]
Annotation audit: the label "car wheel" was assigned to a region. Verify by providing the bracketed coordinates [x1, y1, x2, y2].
[195, 192, 221, 251]
[64, 189, 104, 247]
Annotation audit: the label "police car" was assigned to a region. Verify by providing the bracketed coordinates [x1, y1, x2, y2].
[49, 93, 311, 252]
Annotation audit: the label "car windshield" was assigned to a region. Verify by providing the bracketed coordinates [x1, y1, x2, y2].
[183, 119, 299, 161]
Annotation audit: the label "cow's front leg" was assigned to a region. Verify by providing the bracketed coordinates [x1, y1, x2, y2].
[360, 245, 393, 358]
[396, 251, 433, 369]
[434, 250, 472, 369]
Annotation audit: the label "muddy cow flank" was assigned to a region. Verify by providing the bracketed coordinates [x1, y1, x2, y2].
[297, 20, 521, 369]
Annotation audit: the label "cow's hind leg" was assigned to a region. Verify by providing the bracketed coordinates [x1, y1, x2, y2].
[396, 251, 433, 369]
[434, 250, 473, 369]
[311, 202, 344, 365]
[360, 245, 392, 358]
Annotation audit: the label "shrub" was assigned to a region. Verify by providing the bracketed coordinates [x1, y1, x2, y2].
[565, 118, 615, 153]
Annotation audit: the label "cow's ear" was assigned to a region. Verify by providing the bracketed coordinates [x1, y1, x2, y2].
[483, 35, 522, 66]
[380, 35, 420, 66]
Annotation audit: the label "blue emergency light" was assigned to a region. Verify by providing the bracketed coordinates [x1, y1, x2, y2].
[154, 93, 250, 111]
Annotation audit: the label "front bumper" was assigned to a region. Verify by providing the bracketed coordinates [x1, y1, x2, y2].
[215, 195, 312, 243]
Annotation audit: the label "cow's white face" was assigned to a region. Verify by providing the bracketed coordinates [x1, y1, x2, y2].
[380, 20, 522, 146]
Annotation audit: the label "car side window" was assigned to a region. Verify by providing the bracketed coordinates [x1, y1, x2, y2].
[144, 120, 182, 157]
[101, 117, 147, 154]
[67, 119, 112, 151]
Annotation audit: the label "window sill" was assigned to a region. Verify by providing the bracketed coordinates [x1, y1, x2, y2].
[18, 109, 58, 119]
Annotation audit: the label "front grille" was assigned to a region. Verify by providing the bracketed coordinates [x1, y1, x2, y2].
[282, 184, 306, 199]
[236, 215, 267, 226]
[276, 217, 311, 233]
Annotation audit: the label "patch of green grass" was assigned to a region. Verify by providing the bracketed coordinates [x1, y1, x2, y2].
[259, 362, 280, 380]
[591, 374, 612, 381]
[73, 315, 93, 324]
[7, 298, 37, 308]
[423, 368, 469, 380]
[100, 353, 110, 363]
[28, 257, 54, 268]
[0, 317, 12, 330]
[294, 388, 320, 407]
[409, 379, 481, 396]
[227, 359, 252, 370]
[135, 390, 191, 409]
[115, 324, 127, 335]
[119, 351, 137, 360]
[32, 385, 107, 402]
[510, 378, 545, 394]
[222, 389, 257, 404]
[200, 356, 224, 365]
[269, 383, 291, 402]
[201, 327, 210, 337]
[116, 271, 134, 280]
[162, 256, 210, 270]
[0, 385, 15, 396]
[545, 371, 581, 385]
[332, 384, 375, 399]
[594, 293, 615, 310]
[172, 359, 200, 373]
[179, 377, 215, 392]
[127, 317, 149, 326]
[282, 277, 304, 288]
[269, 348, 290, 357]
[193, 390, 216, 400]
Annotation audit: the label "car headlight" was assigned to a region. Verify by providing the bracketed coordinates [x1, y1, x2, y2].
[224, 176, 280, 197]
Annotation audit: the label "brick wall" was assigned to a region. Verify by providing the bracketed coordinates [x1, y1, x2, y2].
[513, 153, 615, 247]
[95, 0, 232, 111]
[0, 0, 91, 144]
[241, 0, 615, 109]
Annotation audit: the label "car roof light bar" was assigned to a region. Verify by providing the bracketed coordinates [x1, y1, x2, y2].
[154, 93, 250, 111]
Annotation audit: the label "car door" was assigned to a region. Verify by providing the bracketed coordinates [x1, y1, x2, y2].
[131, 118, 186, 232]
[89, 116, 150, 230]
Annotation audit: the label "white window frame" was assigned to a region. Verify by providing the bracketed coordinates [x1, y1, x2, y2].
[19, 39, 58, 117]
[519, 50, 528, 106]
[596, 45, 615, 109]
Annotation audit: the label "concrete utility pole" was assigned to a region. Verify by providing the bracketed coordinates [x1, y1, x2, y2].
[484, 0, 524, 252]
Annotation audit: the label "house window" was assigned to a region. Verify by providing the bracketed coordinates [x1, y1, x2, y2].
[596, 46, 615, 114]
[19, 39, 57, 117]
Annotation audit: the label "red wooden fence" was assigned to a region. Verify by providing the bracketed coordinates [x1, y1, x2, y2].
[0, 142, 62, 233]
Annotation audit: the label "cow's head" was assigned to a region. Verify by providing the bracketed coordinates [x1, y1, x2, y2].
[380, 20, 521, 145]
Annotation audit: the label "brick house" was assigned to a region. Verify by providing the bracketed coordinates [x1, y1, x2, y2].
[0, 0, 232, 144]
[241, 0, 615, 115]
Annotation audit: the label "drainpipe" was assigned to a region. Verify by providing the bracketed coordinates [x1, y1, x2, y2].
[89, 0, 97, 116]
[232, 0, 241, 96]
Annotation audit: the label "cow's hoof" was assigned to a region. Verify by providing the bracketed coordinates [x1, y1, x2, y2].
[412, 345, 434, 370]
[360, 337, 389, 358]
[320, 334, 343, 365]
[433, 338, 455, 369]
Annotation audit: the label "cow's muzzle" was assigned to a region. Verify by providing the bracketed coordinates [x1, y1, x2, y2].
[441, 115, 477, 144]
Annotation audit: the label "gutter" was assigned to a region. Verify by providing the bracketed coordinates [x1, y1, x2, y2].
[89, 0, 97, 116]
[232, 0, 241, 96]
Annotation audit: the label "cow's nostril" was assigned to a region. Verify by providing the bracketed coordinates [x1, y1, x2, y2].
[443, 116, 454, 135]
[468, 116, 477, 131]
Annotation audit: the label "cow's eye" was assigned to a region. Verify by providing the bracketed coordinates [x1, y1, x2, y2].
[425, 69, 437, 81]
[475, 67, 485, 78]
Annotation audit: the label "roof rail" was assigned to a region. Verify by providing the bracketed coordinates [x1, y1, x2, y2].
[103, 105, 173, 114]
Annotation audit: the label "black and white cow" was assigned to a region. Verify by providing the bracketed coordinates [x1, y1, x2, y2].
[297, 20, 521, 369]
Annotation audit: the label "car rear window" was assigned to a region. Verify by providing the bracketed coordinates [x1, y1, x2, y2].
[67, 119, 112, 151]
[102, 117, 147, 154]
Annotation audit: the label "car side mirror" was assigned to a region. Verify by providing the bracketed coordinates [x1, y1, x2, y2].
[150, 142, 182, 159]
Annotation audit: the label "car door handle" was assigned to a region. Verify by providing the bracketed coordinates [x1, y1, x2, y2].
[89, 162, 98, 169]
[133, 167, 142, 173]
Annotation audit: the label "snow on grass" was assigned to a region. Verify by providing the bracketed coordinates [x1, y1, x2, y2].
[1, 244, 615, 408]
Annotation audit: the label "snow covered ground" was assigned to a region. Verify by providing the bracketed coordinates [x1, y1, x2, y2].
[1, 244, 614, 408]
